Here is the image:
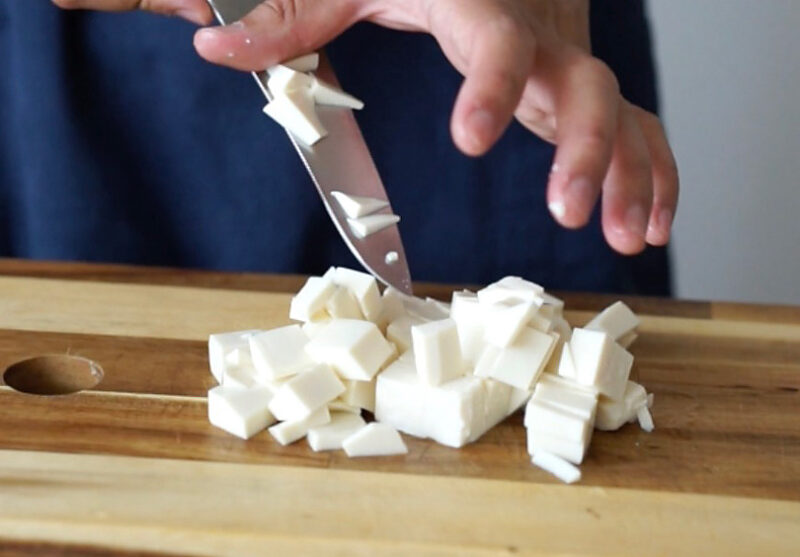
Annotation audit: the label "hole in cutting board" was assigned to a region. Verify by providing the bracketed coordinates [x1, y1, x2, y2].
[3, 355, 104, 395]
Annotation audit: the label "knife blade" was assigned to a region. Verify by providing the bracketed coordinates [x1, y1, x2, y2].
[205, 0, 413, 294]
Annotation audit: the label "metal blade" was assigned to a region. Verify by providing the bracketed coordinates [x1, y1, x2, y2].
[206, 0, 413, 294]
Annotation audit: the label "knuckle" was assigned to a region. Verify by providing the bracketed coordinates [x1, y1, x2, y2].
[51, 0, 81, 8]
[260, 0, 300, 24]
[485, 12, 528, 39]
[583, 57, 620, 95]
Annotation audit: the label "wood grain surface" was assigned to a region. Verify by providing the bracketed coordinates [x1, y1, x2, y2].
[1, 259, 799, 556]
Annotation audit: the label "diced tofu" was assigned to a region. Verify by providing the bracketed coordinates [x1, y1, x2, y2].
[524, 399, 593, 445]
[328, 399, 361, 414]
[307, 412, 366, 451]
[484, 301, 538, 347]
[481, 378, 512, 434]
[266, 64, 314, 95]
[637, 406, 655, 432]
[342, 422, 408, 457]
[618, 331, 638, 349]
[375, 287, 408, 331]
[595, 380, 648, 431]
[411, 318, 465, 386]
[531, 375, 598, 422]
[584, 301, 639, 341]
[330, 191, 389, 219]
[305, 319, 395, 380]
[263, 88, 327, 146]
[556, 343, 577, 380]
[282, 52, 319, 72]
[450, 291, 486, 366]
[374, 357, 428, 439]
[347, 214, 400, 239]
[325, 286, 365, 320]
[208, 330, 261, 383]
[222, 364, 260, 390]
[267, 364, 345, 421]
[507, 387, 533, 416]
[208, 385, 275, 440]
[268, 406, 331, 446]
[531, 450, 581, 484]
[474, 328, 557, 390]
[477, 276, 544, 305]
[249, 325, 313, 381]
[289, 274, 336, 322]
[341, 378, 377, 413]
[332, 267, 382, 321]
[311, 77, 365, 110]
[386, 314, 424, 353]
[569, 328, 633, 400]
[540, 293, 565, 318]
[527, 429, 588, 465]
[392, 290, 449, 321]
[301, 320, 329, 339]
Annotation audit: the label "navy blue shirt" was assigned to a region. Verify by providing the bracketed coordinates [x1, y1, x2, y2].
[0, 1, 670, 295]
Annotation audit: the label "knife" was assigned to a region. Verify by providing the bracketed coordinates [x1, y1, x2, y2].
[205, 0, 413, 294]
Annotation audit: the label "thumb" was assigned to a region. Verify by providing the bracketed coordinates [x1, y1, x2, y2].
[193, 0, 361, 70]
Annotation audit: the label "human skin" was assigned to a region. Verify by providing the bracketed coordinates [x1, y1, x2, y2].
[52, 0, 679, 255]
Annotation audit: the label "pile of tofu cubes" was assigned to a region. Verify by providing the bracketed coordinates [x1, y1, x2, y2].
[207, 267, 654, 483]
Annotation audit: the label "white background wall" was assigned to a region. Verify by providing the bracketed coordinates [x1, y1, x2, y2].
[648, 0, 800, 304]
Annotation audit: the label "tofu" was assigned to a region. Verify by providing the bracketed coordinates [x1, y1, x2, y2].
[477, 276, 544, 305]
[342, 422, 408, 457]
[266, 64, 314, 95]
[556, 343, 578, 380]
[637, 406, 655, 432]
[527, 429, 588, 465]
[386, 314, 425, 353]
[449, 291, 486, 366]
[618, 331, 638, 349]
[569, 328, 634, 400]
[474, 328, 557, 390]
[393, 291, 449, 321]
[208, 385, 275, 440]
[507, 387, 533, 416]
[307, 412, 366, 451]
[411, 318, 465, 386]
[341, 378, 377, 413]
[208, 330, 261, 384]
[289, 274, 336, 322]
[249, 325, 314, 381]
[584, 301, 639, 341]
[332, 267, 382, 321]
[311, 77, 365, 110]
[595, 380, 648, 431]
[524, 399, 593, 445]
[328, 399, 362, 414]
[347, 214, 400, 239]
[305, 319, 395, 380]
[282, 52, 319, 72]
[484, 301, 538, 347]
[482, 378, 512, 434]
[268, 406, 331, 446]
[531, 450, 581, 484]
[268, 364, 345, 421]
[221, 364, 260, 390]
[374, 357, 428, 439]
[262, 88, 327, 147]
[375, 287, 408, 331]
[531, 374, 598, 422]
[540, 292, 565, 318]
[325, 286, 365, 320]
[330, 191, 389, 219]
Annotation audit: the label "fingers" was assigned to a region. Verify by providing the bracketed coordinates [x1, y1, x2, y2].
[193, 0, 360, 71]
[449, 15, 536, 156]
[545, 52, 620, 228]
[630, 105, 679, 246]
[600, 104, 654, 255]
[51, 0, 212, 25]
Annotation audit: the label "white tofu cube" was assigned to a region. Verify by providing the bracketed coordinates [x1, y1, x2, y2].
[569, 328, 634, 400]
[584, 301, 640, 341]
[268, 406, 331, 446]
[208, 330, 261, 384]
[341, 378, 376, 413]
[328, 399, 361, 414]
[374, 357, 429, 439]
[289, 274, 336, 322]
[528, 312, 555, 334]
[263, 88, 327, 147]
[556, 343, 577, 380]
[208, 385, 275, 440]
[305, 319, 394, 380]
[484, 301, 538, 347]
[595, 381, 648, 431]
[301, 319, 329, 339]
[266, 64, 314, 95]
[249, 325, 314, 381]
[282, 52, 319, 72]
[449, 291, 485, 365]
[477, 276, 544, 305]
[311, 77, 365, 110]
[268, 364, 345, 421]
[375, 286, 408, 331]
[527, 429, 588, 465]
[342, 422, 408, 457]
[222, 364, 260, 390]
[429, 376, 488, 447]
[474, 328, 557, 390]
[618, 331, 638, 349]
[393, 290, 449, 321]
[481, 378, 512, 434]
[507, 387, 533, 416]
[411, 318, 465, 386]
[637, 406, 655, 432]
[330, 191, 389, 219]
[307, 412, 366, 451]
[541, 293, 565, 318]
[386, 314, 424, 353]
[347, 214, 400, 239]
[531, 450, 581, 484]
[332, 267, 382, 321]
[325, 286, 365, 320]
[524, 399, 593, 445]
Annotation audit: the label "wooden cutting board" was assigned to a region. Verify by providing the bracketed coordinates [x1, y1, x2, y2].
[1, 260, 799, 556]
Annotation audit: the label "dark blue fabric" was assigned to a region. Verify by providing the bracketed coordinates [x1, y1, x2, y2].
[0, 1, 670, 295]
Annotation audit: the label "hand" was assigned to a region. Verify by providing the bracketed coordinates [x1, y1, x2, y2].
[51, 0, 213, 25]
[52, 0, 678, 254]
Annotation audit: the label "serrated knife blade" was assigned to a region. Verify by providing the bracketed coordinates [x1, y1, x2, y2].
[205, 0, 413, 294]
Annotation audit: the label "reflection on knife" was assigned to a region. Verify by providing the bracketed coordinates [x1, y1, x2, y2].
[205, 0, 413, 294]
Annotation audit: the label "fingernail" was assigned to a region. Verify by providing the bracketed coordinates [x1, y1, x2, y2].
[625, 204, 648, 239]
[463, 109, 496, 153]
[176, 9, 207, 25]
[197, 22, 245, 40]
[548, 201, 566, 220]
[658, 208, 673, 234]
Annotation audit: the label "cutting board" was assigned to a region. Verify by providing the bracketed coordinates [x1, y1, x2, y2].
[1, 260, 799, 556]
